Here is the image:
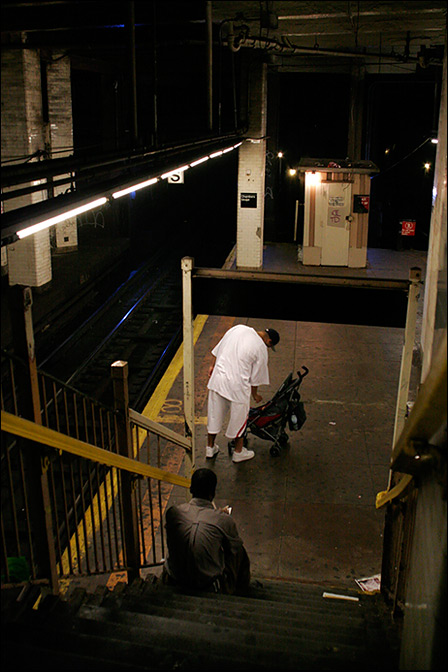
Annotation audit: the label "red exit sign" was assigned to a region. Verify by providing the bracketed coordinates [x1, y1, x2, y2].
[400, 220, 416, 236]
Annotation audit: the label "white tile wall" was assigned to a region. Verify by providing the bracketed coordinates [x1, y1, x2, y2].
[236, 61, 267, 269]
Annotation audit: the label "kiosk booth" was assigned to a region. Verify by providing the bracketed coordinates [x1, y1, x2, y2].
[299, 159, 378, 268]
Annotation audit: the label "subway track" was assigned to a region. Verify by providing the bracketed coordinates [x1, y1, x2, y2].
[2, 249, 186, 582]
[37, 249, 184, 412]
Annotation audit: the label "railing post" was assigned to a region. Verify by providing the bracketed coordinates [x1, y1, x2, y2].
[392, 267, 422, 451]
[111, 360, 140, 582]
[7, 285, 59, 593]
[181, 257, 196, 485]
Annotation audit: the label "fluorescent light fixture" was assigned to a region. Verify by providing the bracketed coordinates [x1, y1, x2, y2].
[16, 197, 107, 239]
[222, 146, 234, 154]
[190, 156, 209, 167]
[112, 177, 158, 199]
[431, 138, 438, 144]
[161, 165, 189, 179]
[210, 150, 223, 158]
[233, 142, 243, 148]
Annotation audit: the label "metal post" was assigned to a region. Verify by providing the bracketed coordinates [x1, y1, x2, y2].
[127, 0, 138, 147]
[8, 286, 59, 593]
[392, 267, 422, 449]
[181, 257, 196, 485]
[111, 360, 140, 582]
[206, 1, 213, 131]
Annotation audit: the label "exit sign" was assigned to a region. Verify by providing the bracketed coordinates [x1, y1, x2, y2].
[400, 220, 416, 236]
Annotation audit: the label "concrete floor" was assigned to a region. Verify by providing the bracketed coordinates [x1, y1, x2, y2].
[9, 240, 425, 595]
[159, 243, 427, 591]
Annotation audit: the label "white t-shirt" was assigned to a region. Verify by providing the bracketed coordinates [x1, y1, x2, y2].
[207, 325, 270, 403]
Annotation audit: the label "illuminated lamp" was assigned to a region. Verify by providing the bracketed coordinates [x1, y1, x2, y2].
[16, 197, 107, 240]
[289, 168, 297, 176]
[112, 177, 158, 199]
[210, 150, 223, 158]
[307, 171, 321, 186]
[190, 156, 209, 167]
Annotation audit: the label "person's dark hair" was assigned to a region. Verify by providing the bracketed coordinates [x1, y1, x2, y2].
[190, 468, 217, 500]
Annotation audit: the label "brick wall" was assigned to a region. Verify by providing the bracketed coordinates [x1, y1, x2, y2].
[2, 44, 76, 281]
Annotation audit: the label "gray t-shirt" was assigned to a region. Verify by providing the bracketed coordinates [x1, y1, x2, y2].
[164, 498, 245, 589]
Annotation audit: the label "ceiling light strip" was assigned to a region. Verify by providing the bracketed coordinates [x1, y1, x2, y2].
[10, 142, 244, 240]
[112, 177, 158, 199]
[16, 197, 108, 239]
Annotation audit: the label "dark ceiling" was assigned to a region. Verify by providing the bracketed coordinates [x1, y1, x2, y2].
[1, 1, 446, 243]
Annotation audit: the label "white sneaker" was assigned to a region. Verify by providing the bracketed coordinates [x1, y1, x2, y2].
[206, 445, 219, 458]
[232, 447, 255, 463]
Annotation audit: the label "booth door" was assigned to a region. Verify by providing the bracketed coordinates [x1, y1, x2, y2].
[321, 182, 352, 266]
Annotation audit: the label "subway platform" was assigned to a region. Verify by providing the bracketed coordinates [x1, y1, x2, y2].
[141, 242, 427, 591]
[2, 240, 427, 593]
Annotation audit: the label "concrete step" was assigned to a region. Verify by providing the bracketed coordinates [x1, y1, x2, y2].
[1, 576, 399, 670]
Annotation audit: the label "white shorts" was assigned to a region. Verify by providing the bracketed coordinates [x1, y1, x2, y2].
[207, 390, 249, 439]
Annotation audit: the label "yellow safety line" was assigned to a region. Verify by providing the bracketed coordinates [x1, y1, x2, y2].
[141, 314, 208, 421]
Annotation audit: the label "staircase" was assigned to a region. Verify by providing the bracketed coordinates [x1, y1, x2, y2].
[1, 575, 400, 670]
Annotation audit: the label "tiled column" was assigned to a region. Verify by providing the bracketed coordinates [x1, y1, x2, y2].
[46, 52, 77, 253]
[236, 60, 267, 269]
[1, 46, 52, 287]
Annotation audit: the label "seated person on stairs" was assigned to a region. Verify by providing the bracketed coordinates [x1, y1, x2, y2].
[163, 468, 250, 594]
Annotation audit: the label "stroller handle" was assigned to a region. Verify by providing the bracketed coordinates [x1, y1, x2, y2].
[297, 366, 309, 383]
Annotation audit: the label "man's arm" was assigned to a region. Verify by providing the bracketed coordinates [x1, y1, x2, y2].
[208, 356, 216, 378]
[251, 386, 262, 403]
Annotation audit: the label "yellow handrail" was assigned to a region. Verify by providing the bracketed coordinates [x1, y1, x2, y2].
[1, 410, 190, 489]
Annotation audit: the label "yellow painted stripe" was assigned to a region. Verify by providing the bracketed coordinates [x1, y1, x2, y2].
[141, 314, 208, 421]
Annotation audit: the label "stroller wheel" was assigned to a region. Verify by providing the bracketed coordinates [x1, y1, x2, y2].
[270, 445, 281, 457]
[279, 432, 289, 447]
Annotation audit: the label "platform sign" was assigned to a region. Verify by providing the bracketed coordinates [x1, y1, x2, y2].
[167, 171, 184, 184]
[400, 220, 416, 236]
[240, 192, 257, 208]
[353, 195, 370, 213]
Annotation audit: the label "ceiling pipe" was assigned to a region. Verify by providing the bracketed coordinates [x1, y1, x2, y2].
[206, 1, 213, 131]
[127, 0, 139, 147]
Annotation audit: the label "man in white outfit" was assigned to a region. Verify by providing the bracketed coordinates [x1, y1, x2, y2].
[206, 324, 280, 463]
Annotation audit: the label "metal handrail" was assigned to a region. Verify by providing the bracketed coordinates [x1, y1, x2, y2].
[1, 411, 190, 488]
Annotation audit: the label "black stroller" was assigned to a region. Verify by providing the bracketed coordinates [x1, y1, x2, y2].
[228, 366, 309, 457]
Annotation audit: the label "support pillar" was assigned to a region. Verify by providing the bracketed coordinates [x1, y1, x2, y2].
[392, 268, 423, 450]
[347, 63, 365, 161]
[8, 286, 59, 593]
[181, 257, 196, 485]
[236, 58, 268, 269]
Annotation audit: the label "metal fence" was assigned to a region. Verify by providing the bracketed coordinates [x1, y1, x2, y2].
[1, 349, 189, 590]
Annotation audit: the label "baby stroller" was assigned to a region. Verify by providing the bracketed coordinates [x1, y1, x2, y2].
[228, 366, 309, 457]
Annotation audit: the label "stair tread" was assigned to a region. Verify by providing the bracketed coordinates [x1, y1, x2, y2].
[1, 577, 398, 671]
